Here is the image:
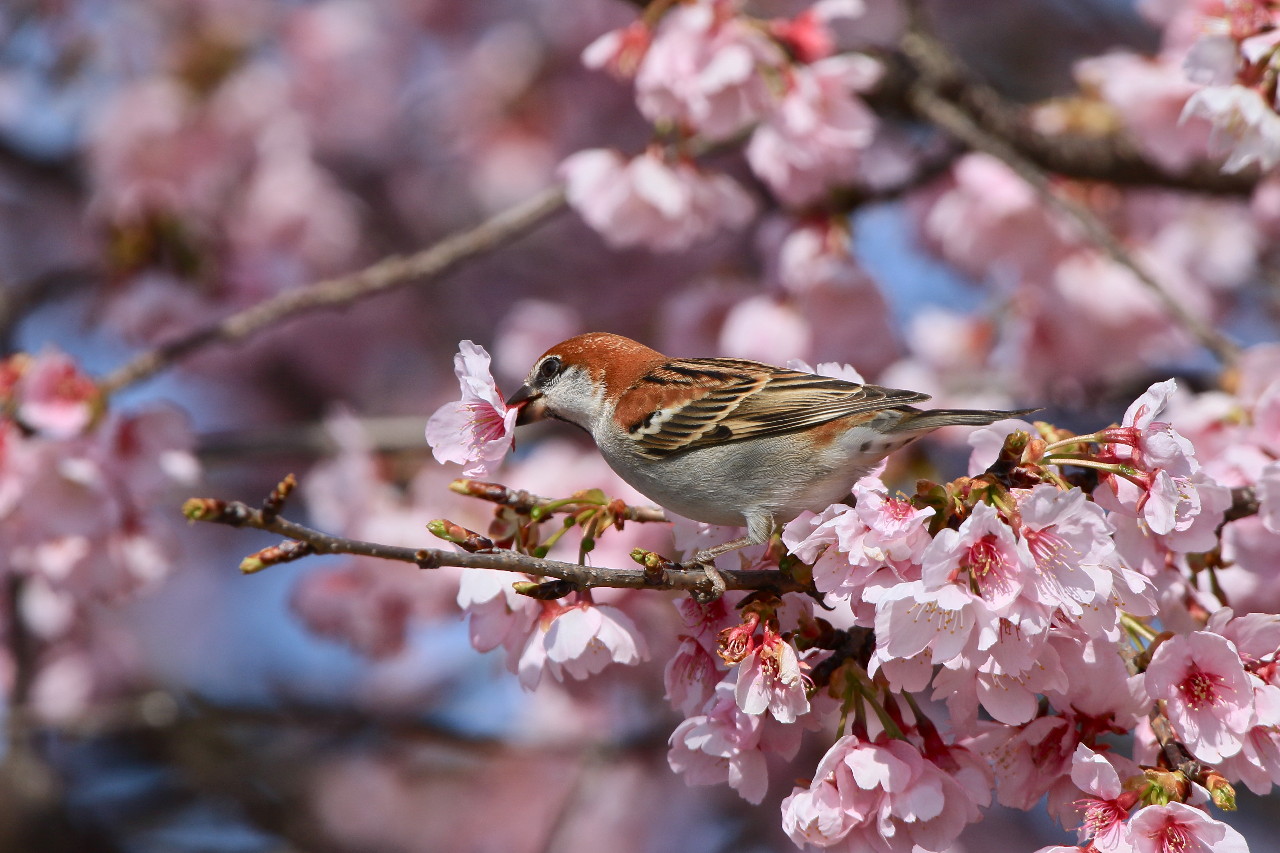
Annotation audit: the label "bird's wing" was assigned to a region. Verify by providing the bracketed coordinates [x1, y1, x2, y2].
[618, 358, 930, 458]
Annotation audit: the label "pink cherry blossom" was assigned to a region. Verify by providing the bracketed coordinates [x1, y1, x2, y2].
[425, 340, 518, 479]
[456, 568, 539, 661]
[1183, 84, 1280, 173]
[782, 502, 858, 564]
[1126, 801, 1249, 853]
[559, 148, 755, 251]
[14, 349, 99, 439]
[1015, 485, 1115, 619]
[665, 635, 721, 716]
[1073, 52, 1208, 173]
[542, 602, 648, 684]
[1095, 379, 1211, 535]
[766, 216, 873, 294]
[581, 21, 651, 79]
[668, 680, 802, 804]
[968, 714, 1078, 810]
[781, 735, 980, 853]
[634, 1, 784, 141]
[290, 564, 414, 658]
[1067, 744, 1140, 853]
[871, 581, 990, 666]
[746, 54, 881, 206]
[734, 627, 809, 723]
[1144, 631, 1256, 763]
[1045, 635, 1148, 728]
[717, 295, 812, 364]
[922, 502, 1032, 613]
[854, 481, 936, 571]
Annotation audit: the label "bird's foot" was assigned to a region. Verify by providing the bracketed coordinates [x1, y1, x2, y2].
[685, 549, 728, 602]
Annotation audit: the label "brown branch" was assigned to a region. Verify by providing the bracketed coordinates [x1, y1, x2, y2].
[97, 185, 568, 396]
[899, 32, 1242, 365]
[448, 478, 669, 523]
[183, 498, 805, 597]
[887, 27, 1258, 196]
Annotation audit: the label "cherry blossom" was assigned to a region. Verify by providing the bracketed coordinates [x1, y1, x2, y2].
[559, 147, 755, 250]
[734, 627, 810, 723]
[1144, 631, 1257, 763]
[1126, 801, 1249, 853]
[542, 602, 649, 683]
[1183, 84, 1280, 172]
[669, 680, 802, 804]
[1065, 745, 1140, 853]
[1014, 485, 1115, 619]
[780, 735, 981, 853]
[425, 340, 518, 478]
[922, 502, 1032, 613]
[746, 54, 881, 206]
[634, 0, 784, 141]
[13, 349, 99, 439]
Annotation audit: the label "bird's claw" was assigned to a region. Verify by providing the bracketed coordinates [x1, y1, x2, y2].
[685, 553, 727, 603]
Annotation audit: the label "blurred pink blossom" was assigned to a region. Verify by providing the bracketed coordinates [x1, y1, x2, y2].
[746, 54, 880, 206]
[559, 148, 755, 251]
[15, 349, 98, 439]
[1183, 84, 1280, 172]
[634, 0, 783, 141]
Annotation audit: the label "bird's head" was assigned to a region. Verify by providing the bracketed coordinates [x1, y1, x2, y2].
[506, 332, 665, 433]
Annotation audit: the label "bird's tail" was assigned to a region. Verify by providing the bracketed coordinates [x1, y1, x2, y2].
[894, 407, 1041, 433]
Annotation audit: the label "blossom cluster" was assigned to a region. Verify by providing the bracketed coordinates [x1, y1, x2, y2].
[0, 348, 198, 719]
[561, 0, 880, 250]
[420, 336, 1280, 852]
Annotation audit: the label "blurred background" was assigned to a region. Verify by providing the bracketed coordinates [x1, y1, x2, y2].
[0, 0, 1276, 850]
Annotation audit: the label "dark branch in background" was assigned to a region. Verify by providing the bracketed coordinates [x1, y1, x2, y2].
[97, 186, 568, 396]
[196, 415, 432, 461]
[876, 21, 1257, 196]
[182, 496, 806, 598]
[896, 19, 1243, 365]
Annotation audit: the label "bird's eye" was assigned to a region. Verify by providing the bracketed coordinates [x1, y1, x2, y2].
[537, 356, 562, 381]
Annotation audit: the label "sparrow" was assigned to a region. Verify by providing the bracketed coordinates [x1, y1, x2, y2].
[506, 332, 1036, 582]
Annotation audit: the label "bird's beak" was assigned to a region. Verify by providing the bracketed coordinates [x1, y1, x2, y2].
[506, 385, 546, 425]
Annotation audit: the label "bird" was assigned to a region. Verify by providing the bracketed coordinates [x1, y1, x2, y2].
[506, 332, 1036, 586]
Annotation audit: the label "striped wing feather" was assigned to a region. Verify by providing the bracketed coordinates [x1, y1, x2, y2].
[626, 358, 931, 458]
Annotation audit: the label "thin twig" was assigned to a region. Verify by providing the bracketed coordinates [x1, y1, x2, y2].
[887, 17, 1258, 196]
[185, 498, 805, 597]
[449, 479, 669, 523]
[901, 61, 1241, 365]
[98, 186, 568, 396]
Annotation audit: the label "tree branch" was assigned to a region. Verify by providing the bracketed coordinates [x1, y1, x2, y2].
[97, 186, 568, 396]
[885, 26, 1258, 196]
[899, 30, 1242, 365]
[183, 497, 805, 598]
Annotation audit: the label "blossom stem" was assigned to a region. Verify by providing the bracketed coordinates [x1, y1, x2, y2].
[849, 669, 905, 741]
[1041, 432, 1108, 453]
[1120, 612, 1158, 644]
[1042, 455, 1146, 485]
